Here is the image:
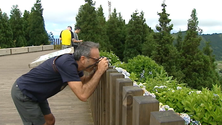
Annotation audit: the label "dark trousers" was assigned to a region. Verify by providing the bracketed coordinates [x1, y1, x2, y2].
[11, 82, 51, 125]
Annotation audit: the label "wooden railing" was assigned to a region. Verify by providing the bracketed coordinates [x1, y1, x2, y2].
[88, 67, 185, 125]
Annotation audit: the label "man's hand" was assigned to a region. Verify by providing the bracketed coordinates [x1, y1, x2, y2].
[68, 57, 109, 102]
[97, 57, 109, 74]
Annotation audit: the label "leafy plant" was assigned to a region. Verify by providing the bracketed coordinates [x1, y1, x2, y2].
[156, 87, 192, 113]
[182, 85, 222, 125]
[121, 55, 166, 83]
[100, 50, 120, 65]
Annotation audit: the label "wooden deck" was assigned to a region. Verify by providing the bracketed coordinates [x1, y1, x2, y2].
[0, 50, 94, 125]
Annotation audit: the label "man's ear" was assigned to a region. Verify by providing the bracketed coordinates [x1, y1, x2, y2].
[80, 56, 86, 64]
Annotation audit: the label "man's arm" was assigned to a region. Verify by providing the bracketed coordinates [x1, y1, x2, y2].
[73, 39, 83, 43]
[68, 70, 103, 102]
[80, 69, 96, 84]
[73, 33, 83, 43]
[68, 58, 108, 102]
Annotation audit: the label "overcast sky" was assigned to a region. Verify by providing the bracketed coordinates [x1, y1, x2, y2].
[1, 0, 222, 37]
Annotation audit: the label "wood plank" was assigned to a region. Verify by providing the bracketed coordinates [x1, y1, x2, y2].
[115, 78, 133, 125]
[109, 73, 124, 125]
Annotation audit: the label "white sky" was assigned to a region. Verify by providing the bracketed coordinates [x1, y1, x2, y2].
[1, 0, 222, 37]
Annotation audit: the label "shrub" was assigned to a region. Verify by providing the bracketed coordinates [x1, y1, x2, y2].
[100, 50, 120, 65]
[117, 55, 167, 83]
[182, 85, 222, 125]
[155, 87, 193, 113]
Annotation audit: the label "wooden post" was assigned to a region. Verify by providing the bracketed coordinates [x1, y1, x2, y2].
[89, 68, 117, 125]
[90, 83, 97, 124]
[133, 96, 159, 125]
[94, 82, 99, 125]
[100, 70, 106, 125]
[99, 66, 113, 125]
[109, 73, 124, 125]
[105, 68, 118, 125]
[122, 86, 143, 125]
[88, 75, 96, 124]
[98, 77, 102, 125]
[115, 78, 133, 125]
[150, 110, 185, 125]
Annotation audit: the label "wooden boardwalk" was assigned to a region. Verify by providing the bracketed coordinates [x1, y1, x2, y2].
[0, 50, 94, 125]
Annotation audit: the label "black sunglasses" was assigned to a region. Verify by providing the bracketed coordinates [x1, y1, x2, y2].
[80, 57, 103, 72]
[88, 56, 101, 62]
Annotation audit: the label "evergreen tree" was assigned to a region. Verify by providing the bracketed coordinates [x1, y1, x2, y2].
[123, 10, 145, 62]
[96, 5, 111, 51]
[0, 9, 14, 48]
[175, 30, 183, 52]
[106, 8, 125, 61]
[202, 41, 220, 84]
[141, 27, 155, 57]
[203, 41, 215, 66]
[9, 5, 26, 47]
[23, 10, 31, 46]
[29, 0, 48, 45]
[151, 2, 183, 80]
[180, 9, 219, 89]
[141, 19, 151, 44]
[76, 0, 99, 43]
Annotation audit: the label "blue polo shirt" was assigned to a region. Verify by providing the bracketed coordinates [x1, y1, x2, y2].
[16, 54, 84, 102]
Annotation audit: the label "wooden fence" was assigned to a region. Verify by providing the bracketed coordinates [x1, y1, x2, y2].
[88, 67, 185, 125]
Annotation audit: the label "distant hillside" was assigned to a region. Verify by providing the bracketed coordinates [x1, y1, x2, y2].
[172, 32, 222, 61]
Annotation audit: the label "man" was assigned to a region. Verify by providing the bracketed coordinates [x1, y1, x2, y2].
[11, 41, 109, 125]
[72, 26, 83, 50]
[59, 26, 74, 49]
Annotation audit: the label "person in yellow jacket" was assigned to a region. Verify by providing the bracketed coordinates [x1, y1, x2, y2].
[59, 26, 74, 49]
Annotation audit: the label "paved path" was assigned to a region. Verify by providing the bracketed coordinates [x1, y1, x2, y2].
[0, 50, 94, 125]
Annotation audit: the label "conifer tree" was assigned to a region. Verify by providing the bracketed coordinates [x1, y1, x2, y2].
[140, 13, 151, 51]
[123, 10, 145, 62]
[151, 2, 183, 80]
[0, 9, 14, 48]
[76, 0, 99, 43]
[23, 10, 31, 46]
[106, 8, 126, 61]
[203, 41, 215, 65]
[141, 26, 155, 57]
[9, 5, 26, 47]
[96, 5, 111, 51]
[175, 30, 183, 52]
[203, 41, 220, 84]
[29, 0, 48, 45]
[180, 9, 219, 89]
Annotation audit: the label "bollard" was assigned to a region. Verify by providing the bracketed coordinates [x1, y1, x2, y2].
[115, 78, 133, 125]
[122, 86, 143, 125]
[133, 96, 159, 125]
[150, 110, 185, 125]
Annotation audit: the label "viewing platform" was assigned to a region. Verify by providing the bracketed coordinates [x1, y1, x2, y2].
[0, 45, 185, 125]
[0, 50, 94, 125]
